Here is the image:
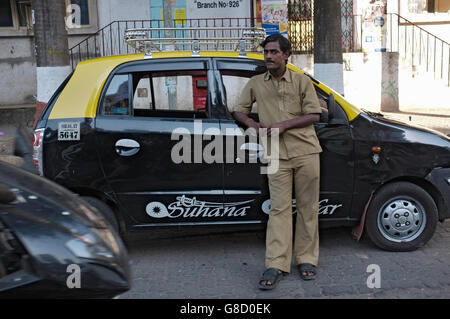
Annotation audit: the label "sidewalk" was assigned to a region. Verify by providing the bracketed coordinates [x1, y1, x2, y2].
[381, 107, 450, 136]
[0, 104, 35, 128]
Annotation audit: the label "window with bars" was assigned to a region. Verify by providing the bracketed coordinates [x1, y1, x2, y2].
[341, 0, 355, 52]
[0, 0, 31, 29]
[287, 0, 314, 53]
[287, 0, 358, 53]
[0, 0, 13, 27]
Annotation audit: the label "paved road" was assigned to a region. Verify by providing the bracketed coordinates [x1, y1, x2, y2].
[118, 220, 450, 299]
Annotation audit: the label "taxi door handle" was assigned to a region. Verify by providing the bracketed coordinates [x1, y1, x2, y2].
[239, 143, 264, 161]
[115, 139, 140, 157]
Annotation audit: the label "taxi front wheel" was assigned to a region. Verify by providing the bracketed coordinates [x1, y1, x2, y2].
[365, 182, 438, 252]
[82, 196, 119, 232]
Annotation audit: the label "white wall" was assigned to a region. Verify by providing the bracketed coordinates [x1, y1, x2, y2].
[97, 0, 151, 28]
[0, 38, 36, 105]
[353, 0, 396, 14]
[290, 54, 314, 75]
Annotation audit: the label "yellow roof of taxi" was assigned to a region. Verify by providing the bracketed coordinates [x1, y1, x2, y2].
[50, 52, 360, 121]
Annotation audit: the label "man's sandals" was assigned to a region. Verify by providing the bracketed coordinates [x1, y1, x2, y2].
[258, 264, 317, 290]
[298, 263, 317, 281]
[258, 268, 284, 290]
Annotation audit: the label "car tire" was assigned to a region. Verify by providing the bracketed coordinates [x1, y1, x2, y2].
[365, 182, 438, 252]
[82, 196, 119, 231]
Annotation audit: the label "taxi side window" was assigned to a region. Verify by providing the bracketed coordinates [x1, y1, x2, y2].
[101, 70, 208, 119]
[221, 71, 258, 114]
[132, 70, 208, 119]
[102, 74, 130, 116]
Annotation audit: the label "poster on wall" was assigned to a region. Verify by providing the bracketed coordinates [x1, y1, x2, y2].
[261, 0, 288, 37]
[362, 0, 387, 52]
[151, 0, 187, 26]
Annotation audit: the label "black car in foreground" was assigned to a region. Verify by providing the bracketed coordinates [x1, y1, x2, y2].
[33, 29, 450, 252]
[0, 157, 130, 298]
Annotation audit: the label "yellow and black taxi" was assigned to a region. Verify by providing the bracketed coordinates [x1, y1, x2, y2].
[33, 27, 450, 252]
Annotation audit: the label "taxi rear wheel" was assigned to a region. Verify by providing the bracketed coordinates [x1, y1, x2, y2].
[365, 182, 438, 251]
[82, 196, 119, 231]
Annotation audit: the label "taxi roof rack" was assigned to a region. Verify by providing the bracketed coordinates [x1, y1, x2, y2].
[124, 27, 266, 58]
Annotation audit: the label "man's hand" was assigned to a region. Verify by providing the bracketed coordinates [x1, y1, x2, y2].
[233, 111, 265, 134]
[245, 118, 266, 136]
[246, 118, 263, 130]
[266, 114, 320, 136]
[266, 122, 286, 136]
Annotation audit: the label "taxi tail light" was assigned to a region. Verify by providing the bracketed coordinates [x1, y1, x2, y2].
[33, 129, 44, 176]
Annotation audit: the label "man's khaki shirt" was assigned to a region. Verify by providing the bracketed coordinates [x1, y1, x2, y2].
[236, 69, 322, 160]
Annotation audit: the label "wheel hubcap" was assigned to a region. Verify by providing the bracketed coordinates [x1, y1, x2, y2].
[377, 198, 426, 243]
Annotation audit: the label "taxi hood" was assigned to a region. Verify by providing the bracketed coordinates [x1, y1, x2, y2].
[362, 109, 450, 142]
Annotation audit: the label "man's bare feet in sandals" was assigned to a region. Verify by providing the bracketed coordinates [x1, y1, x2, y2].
[258, 268, 284, 290]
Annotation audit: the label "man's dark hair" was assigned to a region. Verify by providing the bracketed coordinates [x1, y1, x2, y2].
[261, 33, 292, 55]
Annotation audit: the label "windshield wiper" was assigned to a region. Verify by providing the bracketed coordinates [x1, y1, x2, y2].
[362, 108, 384, 118]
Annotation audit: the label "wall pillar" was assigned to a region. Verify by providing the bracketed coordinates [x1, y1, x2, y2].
[31, 0, 71, 127]
[380, 52, 399, 112]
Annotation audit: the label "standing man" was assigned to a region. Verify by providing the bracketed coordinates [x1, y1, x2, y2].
[233, 34, 322, 290]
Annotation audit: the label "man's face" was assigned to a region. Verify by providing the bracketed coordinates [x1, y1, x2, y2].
[263, 41, 289, 73]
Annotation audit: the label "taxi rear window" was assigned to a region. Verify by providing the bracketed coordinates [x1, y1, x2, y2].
[100, 70, 209, 119]
[36, 72, 73, 128]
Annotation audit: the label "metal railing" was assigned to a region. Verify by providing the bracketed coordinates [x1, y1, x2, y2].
[384, 13, 450, 86]
[69, 18, 260, 69]
[288, 16, 314, 53]
[282, 14, 364, 53]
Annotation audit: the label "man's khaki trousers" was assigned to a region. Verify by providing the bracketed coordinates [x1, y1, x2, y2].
[265, 153, 320, 273]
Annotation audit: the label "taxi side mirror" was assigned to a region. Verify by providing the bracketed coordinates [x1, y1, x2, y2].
[327, 93, 348, 125]
[327, 93, 336, 121]
[320, 107, 329, 123]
